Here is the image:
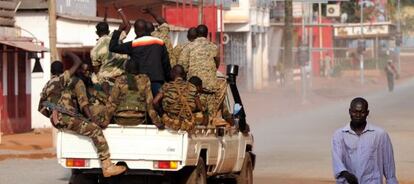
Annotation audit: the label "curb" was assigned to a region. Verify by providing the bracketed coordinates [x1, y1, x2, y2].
[0, 152, 56, 161]
[0, 148, 56, 161]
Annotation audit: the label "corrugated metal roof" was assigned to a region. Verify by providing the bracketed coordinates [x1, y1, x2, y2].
[0, 37, 47, 52]
[57, 13, 188, 31]
[18, 0, 48, 10]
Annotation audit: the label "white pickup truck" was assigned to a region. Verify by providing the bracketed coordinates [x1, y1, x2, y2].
[56, 65, 255, 184]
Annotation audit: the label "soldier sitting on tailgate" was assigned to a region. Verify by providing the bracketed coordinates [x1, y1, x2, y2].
[75, 63, 110, 127]
[105, 60, 163, 128]
[188, 76, 208, 126]
[40, 52, 126, 177]
[153, 65, 204, 131]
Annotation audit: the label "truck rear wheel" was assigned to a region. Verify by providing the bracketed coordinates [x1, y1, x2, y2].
[236, 153, 253, 184]
[180, 158, 207, 184]
[69, 170, 98, 184]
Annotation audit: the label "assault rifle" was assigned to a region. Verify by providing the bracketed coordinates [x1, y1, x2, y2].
[41, 101, 90, 123]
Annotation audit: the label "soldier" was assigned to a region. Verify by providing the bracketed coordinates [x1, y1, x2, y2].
[142, 8, 175, 66]
[40, 52, 126, 177]
[173, 27, 197, 68]
[106, 60, 163, 128]
[153, 65, 204, 131]
[75, 63, 110, 126]
[38, 52, 81, 118]
[90, 4, 130, 85]
[181, 24, 220, 124]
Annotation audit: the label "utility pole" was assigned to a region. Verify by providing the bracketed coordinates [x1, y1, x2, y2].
[309, 2, 313, 87]
[284, 0, 293, 71]
[198, 0, 204, 24]
[318, 3, 323, 76]
[396, 0, 401, 73]
[359, 1, 365, 85]
[300, 2, 308, 103]
[0, 106, 2, 144]
[48, 0, 58, 61]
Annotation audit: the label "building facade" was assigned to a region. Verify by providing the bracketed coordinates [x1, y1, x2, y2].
[223, 0, 271, 90]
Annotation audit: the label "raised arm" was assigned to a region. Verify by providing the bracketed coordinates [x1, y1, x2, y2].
[109, 30, 132, 54]
[114, 3, 131, 35]
[63, 52, 82, 76]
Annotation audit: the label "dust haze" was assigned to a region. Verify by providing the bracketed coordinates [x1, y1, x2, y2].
[237, 55, 414, 183]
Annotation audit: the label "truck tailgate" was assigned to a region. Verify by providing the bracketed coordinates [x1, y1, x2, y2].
[58, 125, 184, 161]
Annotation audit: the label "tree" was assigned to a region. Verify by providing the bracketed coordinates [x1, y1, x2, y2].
[283, 0, 293, 69]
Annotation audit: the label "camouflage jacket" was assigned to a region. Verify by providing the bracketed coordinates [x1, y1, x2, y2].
[91, 31, 128, 82]
[152, 23, 175, 66]
[58, 74, 90, 113]
[160, 77, 198, 120]
[177, 40, 198, 73]
[38, 71, 70, 117]
[107, 74, 160, 124]
[172, 41, 191, 67]
[187, 37, 218, 92]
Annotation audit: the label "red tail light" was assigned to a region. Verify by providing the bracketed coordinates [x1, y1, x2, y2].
[153, 161, 178, 169]
[66, 158, 88, 167]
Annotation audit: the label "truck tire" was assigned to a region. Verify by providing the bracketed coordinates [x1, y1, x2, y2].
[69, 171, 98, 184]
[181, 158, 207, 184]
[236, 153, 253, 184]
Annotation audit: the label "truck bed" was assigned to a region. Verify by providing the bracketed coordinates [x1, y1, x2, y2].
[57, 124, 187, 171]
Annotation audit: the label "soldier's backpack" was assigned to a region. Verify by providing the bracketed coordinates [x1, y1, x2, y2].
[115, 75, 146, 118]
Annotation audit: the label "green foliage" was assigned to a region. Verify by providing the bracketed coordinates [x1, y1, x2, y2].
[341, 0, 360, 23]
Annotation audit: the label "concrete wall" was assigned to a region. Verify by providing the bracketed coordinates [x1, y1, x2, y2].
[223, 1, 271, 91]
[15, 12, 51, 129]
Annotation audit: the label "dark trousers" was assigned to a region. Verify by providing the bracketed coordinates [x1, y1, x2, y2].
[151, 82, 163, 97]
[386, 74, 394, 92]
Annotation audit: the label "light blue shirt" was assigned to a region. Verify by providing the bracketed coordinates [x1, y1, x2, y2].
[331, 123, 398, 184]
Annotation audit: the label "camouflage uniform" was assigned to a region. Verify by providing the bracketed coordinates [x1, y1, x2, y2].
[152, 23, 175, 66]
[106, 74, 160, 126]
[88, 85, 109, 124]
[187, 37, 218, 92]
[177, 40, 198, 73]
[160, 77, 199, 131]
[180, 37, 218, 121]
[172, 41, 191, 68]
[91, 31, 128, 84]
[38, 72, 67, 118]
[200, 78, 227, 126]
[51, 72, 110, 161]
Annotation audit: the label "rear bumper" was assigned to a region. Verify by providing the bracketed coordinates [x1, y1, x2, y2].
[59, 158, 185, 171]
[73, 168, 180, 176]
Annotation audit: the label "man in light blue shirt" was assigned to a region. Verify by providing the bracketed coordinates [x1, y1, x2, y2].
[332, 97, 398, 184]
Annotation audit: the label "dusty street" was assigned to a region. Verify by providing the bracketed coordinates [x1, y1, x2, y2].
[249, 78, 414, 183]
[2, 63, 414, 183]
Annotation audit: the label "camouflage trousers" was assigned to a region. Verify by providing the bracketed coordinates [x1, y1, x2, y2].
[57, 114, 110, 161]
[200, 78, 227, 124]
[162, 113, 194, 131]
[90, 104, 109, 125]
